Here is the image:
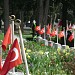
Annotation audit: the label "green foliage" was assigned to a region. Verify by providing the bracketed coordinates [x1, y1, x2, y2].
[57, 46, 75, 74]
[0, 33, 73, 74]
[0, 33, 4, 44]
[16, 41, 71, 75]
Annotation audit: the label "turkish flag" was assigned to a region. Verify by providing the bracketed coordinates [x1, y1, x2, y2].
[0, 39, 22, 75]
[58, 31, 64, 38]
[2, 25, 11, 51]
[35, 26, 40, 31]
[50, 29, 57, 37]
[46, 24, 51, 35]
[68, 33, 74, 42]
[38, 28, 45, 35]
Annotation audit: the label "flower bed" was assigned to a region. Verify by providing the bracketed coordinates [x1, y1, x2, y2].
[16, 41, 73, 75]
[57, 46, 75, 75]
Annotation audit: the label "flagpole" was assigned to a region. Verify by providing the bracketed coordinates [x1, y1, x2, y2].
[56, 24, 58, 44]
[50, 15, 52, 41]
[66, 20, 68, 39]
[10, 15, 15, 72]
[15, 19, 29, 75]
[11, 15, 15, 43]
[73, 24, 75, 49]
[0, 45, 2, 71]
[39, 24, 41, 37]
[44, 25, 45, 39]
[63, 27, 66, 45]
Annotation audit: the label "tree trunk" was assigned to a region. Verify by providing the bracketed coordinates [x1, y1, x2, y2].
[36, 0, 49, 26]
[39, 0, 43, 26]
[43, 0, 49, 26]
[62, 0, 67, 29]
[4, 0, 9, 35]
[36, 0, 43, 26]
[36, 0, 49, 38]
[61, 0, 67, 45]
[20, 11, 24, 33]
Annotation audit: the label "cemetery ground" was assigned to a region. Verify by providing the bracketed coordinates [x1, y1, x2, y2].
[0, 32, 75, 75]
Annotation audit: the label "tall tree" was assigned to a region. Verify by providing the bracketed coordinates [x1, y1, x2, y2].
[4, 0, 9, 34]
[36, 0, 49, 27]
[38, 0, 43, 26]
[43, 0, 49, 26]
[61, 0, 67, 45]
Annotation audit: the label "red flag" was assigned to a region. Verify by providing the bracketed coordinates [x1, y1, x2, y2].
[35, 26, 40, 31]
[46, 24, 51, 35]
[2, 25, 11, 51]
[0, 39, 22, 75]
[68, 33, 74, 42]
[50, 29, 57, 37]
[38, 28, 45, 35]
[58, 31, 64, 38]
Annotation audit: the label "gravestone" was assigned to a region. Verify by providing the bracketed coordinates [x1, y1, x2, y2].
[53, 43, 61, 49]
[36, 36, 43, 42]
[62, 45, 66, 49]
[48, 41, 54, 47]
[42, 39, 48, 46]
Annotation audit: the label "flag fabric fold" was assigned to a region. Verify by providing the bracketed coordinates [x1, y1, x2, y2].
[58, 31, 64, 38]
[2, 25, 11, 51]
[38, 28, 45, 35]
[46, 24, 51, 35]
[50, 29, 57, 37]
[0, 39, 22, 75]
[68, 33, 74, 42]
[35, 26, 40, 31]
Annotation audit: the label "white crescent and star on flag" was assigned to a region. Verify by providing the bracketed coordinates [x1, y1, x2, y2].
[10, 48, 19, 62]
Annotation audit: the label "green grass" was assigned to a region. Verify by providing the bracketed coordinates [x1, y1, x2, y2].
[0, 33, 4, 40]
[0, 33, 4, 44]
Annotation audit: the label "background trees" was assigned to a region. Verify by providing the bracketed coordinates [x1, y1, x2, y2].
[0, 0, 75, 33]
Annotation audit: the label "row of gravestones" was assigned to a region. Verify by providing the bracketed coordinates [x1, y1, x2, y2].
[36, 36, 74, 50]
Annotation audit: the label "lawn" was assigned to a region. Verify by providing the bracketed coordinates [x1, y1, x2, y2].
[0, 33, 4, 40]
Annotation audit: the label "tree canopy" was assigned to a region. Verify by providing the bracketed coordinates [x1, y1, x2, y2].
[0, 0, 75, 33]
